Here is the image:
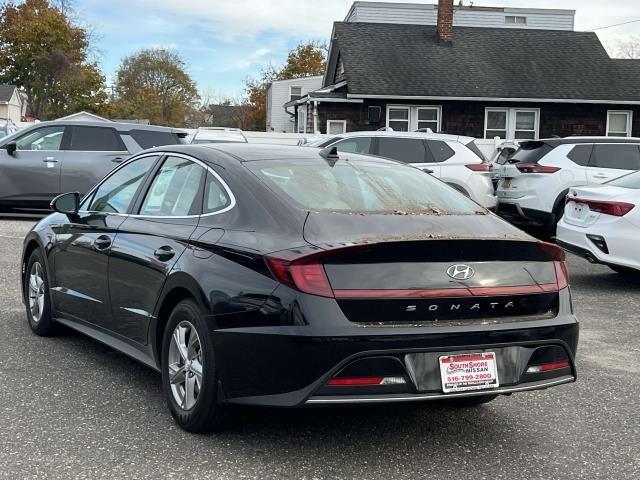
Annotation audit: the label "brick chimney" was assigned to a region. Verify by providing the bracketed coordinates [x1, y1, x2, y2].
[437, 0, 454, 43]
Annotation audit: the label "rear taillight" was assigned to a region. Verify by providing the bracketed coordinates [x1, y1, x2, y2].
[538, 242, 569, 290]
[265, 257, 334, 298]
[465, 163, 492, 172]
[516, 163, 560, 174]
[568, 197, 635, 217]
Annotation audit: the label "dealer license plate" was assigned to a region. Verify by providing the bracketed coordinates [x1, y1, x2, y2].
[502, 178, 512, 188]
[439, 352, 499, 393]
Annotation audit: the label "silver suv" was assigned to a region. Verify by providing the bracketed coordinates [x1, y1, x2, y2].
[0, 121, 187, 213]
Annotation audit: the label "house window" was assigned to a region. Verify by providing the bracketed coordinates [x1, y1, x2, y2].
[505, 15, 527, 25]
[607, 111, 633, 137]
[297, 108, 306, 134]
[327, 120, 347, 135]
[290, 86, 303, 102]
[388, 107, 410, 131]
[485, 108, 539, 140]
[386, 105, 442, 132]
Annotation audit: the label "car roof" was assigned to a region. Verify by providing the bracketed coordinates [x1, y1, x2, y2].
[19, 120, 186, 134]
[326, 130, 475, 144]
[141, 143, 403, 166]
[531, 136, 640, 147]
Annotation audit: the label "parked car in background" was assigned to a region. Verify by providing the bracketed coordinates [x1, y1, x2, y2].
[190, 127, 247, 144]
[22, 143, 577, 433]
[557, 171, 640, 274]
[496, 138, 640, 232]
[0, 121, 187, 213]
[309, 131, 497, 209]
[489, 140, 519, 188]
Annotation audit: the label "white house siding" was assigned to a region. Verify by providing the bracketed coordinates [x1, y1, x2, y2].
[265, 76, 323, 133]
[0, 89, 25, 123]
[345, 2, 575, 31]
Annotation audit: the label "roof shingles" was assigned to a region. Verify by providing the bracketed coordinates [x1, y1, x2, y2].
[332, 23, 640, 101]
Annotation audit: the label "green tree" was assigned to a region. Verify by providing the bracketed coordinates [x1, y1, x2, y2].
[0, 0, 109, 119]
[113, 48, 198, 127]
[243, 41, 327, 130]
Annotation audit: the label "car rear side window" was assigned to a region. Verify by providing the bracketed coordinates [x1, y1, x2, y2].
[139, 156, 206, 216]
[590, 144, 640, 170]
[68, 126, 126, 151]
[130, 129, 181, 149]
[333, 137, 373, 154]
[377, 138, 427, 164]
[204, 171, 232, 214]
[464, 140, 487, 162]
[250, 159, 480, 214]
[89, 155, 158, 213]
[567, 144, 593, 166]
[509, 141, 553, 164]
[427, 140, 455, 162]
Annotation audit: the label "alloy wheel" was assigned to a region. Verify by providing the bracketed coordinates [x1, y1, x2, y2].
[168, 321, 203, 410]
[28, 262, 45, 323]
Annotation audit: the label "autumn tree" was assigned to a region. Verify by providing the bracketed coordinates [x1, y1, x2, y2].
[113, 48, 198, 127]
[0, 0, 110, 119]
[243, 41, 327, 130]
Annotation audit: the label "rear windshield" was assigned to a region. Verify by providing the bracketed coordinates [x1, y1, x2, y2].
[130, 129, 183, 149]
[509, 141, 553, 164]
[248, 159, 481, 214]
[607, 171, 640, 189]
[465, 140, 487, 162]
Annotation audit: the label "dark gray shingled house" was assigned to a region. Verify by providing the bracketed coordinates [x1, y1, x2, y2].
[287, 0, 640, 140]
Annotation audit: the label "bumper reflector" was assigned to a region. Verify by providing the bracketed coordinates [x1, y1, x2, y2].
[327, 376, 407, 387]
[526, 361, 570, 374]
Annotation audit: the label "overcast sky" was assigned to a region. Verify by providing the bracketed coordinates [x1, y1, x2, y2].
[78, 0, 640, 98]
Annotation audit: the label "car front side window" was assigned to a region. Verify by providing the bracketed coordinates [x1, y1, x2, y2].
[15, 126, 66, 151]
[88, 155, 159, 214]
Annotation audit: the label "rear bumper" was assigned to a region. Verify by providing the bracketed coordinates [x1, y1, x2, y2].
[213, 315, 579, 407]
[556, 220, 640, 270]
[497, 202, 555, 227]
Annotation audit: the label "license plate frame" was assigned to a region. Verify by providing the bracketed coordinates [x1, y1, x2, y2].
[439, 352, 499, 393]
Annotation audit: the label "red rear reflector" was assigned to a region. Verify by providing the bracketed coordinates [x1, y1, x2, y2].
[327, 376, 406, 386]
[526, 361, 570, 373]
[568, 198, 635, 217]
[465, 163, 492, 172]
[265, 257, 334, 298]
[516, 163, 560, 174]
[327, 377, 384, 386]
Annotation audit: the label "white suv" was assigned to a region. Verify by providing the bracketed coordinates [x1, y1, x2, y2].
[313, 131, 497, 209]
[496, 138, 640, 231]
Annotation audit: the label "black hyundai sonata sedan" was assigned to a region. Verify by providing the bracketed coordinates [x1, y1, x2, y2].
[21, 144, 578, 432]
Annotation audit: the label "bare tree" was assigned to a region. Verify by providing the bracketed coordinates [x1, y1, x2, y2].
[612, 35, 640, 59]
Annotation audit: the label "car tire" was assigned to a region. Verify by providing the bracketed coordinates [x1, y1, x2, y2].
[609, 265, 638, 276]
[161, 299, 225, 433]
[440, 394, 498, 408]
[23, 249, 57, 336]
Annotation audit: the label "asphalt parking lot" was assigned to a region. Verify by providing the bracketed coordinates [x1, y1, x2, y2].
[0, 218, 638, 480]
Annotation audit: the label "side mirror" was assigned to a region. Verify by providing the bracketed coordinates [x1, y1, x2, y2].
[5, 142, 17, 156]
[50, 192, 80, 215]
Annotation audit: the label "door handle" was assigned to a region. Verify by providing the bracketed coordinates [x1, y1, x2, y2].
[422, 168, 434, 174]
[111, 157, 124, 164]
[93, 235, 112, 251]
[593, 174, 609, 179]
[154, 245, 176, 261]
[42, 157, 58, 163]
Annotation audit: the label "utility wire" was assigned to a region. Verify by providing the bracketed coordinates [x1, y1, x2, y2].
[588, 19, 640, 31]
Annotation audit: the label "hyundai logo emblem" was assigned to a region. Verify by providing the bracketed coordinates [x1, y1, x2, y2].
[446, 264, 475, 280]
